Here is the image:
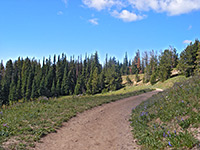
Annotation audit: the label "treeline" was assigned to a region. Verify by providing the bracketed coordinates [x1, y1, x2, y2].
[0, 39, 200, 106]
[0, 52, 122, 106]
[121, 39, 200, 84]
[120, 46, 178, 83]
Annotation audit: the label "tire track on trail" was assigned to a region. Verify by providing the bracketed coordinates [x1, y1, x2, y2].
[35, 90, 160, 150]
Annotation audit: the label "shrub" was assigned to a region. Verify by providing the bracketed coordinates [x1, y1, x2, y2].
[150, 72, 157, 85]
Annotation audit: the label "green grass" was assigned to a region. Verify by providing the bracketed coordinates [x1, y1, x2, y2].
[98, 85, 152, 96]
[111, 75, 187, 96]
[152, 75, 187, 90]
[0, 89, 153, 149]
[130, 75, 200, 149]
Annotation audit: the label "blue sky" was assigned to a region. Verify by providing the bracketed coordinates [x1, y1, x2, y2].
[0, 0, 200, 64]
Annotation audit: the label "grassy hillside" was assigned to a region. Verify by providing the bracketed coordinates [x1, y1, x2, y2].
[122, 74, 144, 84]
[0, 89, 152, 149]
[152, 75, 187, 90]
[130, 75, 200, 149]
[119, 75, 187, 94]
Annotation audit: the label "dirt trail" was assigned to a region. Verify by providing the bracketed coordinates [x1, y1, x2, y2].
[35, 90, 160, 150]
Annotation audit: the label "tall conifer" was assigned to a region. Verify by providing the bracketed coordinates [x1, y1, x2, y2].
[21, 58, 31, 99]
[92, 67, 99, 94]
[61, 66, 69, 95]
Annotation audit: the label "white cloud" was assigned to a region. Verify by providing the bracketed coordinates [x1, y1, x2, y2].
[57, 11, 63, 15]
[162, 0, 200, 15]
[81, 0, 200, 22]
[82, 0, 124, 11]
[128, 0, 200, 16]
[128, 0, 159, 11]
[183, 40, 192, 44]
[112, 10, 145, 22]
[89, 18, 99, 25]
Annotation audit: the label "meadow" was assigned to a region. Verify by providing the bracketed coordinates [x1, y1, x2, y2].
[0, 88, 152, 149]
[130, 75, 200, 149]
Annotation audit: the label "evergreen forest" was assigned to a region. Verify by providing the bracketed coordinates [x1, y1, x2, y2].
[0, 39, 200, 106]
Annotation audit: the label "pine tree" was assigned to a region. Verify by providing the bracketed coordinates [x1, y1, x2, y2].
[104, 67, 113, 91]
[74, 82, 81, 95]
[80, 57, 87, 93]
[56, 55, 64, 86]
[68, 56, 76, 94]
[5, 60, 13, 86]
[52, 55, 57, 84]
[149, 50, 158, 75]
[2, 60, 14, 103]
[104, 58, 122, 91]
[143, 65, 151, 83]
[31, 79, 37, 99]
[0, 61, 4, 80]
[38, 77, 46, 96]
[150, 71, 157, 85]
[67, 70, 75, 95]
[143, 50, 158, 83]
[142, 51, 150, 83]
[170, 46, 178, 68]
[45, 66, 54, 97]
[131, 61, 137, 74]
[15, 57, 23, 100]
[0, 61, 4, 105]
[86, 73, 92, 94]
[41, 57, 47, 77]
[8, 80, 16, 103]
[0, 81, 2, 106]
[92, 67, 99, 94]
[105, 54, 108, 70]
[51, 79, 56, 97]
[74, 75, 82, 95]
[25, 71, 34, 100]
[16, 76, 22, 100]
[158, 49, 173, 82]
[1, 80, 9, 105]
[99, 70, 105, 92]
[35, 62, 42, 96]
[21, 58, 31, 100]
[61, 66, 69, 95]
[122, 52, 128, 75]
[137, 57, 141, 73]
[56, 79, 61, 96]
[115, 61, 123, 90]
[141, 59, 145, 73]
[178, 39, 199, 77]
[143, 51, 149, 67]
[135, 70, 140, 82]
[134, 50, 141, 73]
[76, 56, 79, 78]
[195, 43, 200, 74]
[85, 57, 91, 91]
[12, 61, 19, 86]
